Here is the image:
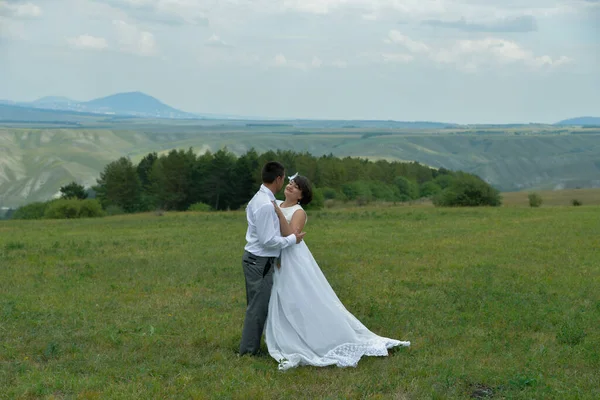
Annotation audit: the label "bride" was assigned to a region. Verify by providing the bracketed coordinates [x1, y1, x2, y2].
[265, 174, 410, 370]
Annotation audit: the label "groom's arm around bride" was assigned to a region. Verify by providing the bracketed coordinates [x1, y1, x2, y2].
[239, 161, 305, 356]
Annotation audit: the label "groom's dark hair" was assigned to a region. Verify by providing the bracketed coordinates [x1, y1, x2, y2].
[262, 161, 285, 184]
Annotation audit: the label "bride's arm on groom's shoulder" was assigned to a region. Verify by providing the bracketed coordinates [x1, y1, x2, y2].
[272, 202, 307, 237]
[272, 202, 293, 236]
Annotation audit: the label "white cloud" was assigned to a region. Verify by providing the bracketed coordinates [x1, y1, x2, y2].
[101, 0, 208, 25]
[273, 53, 308, 69]
[205, 34, 231, 48]
[330, 60, 348, 68]
[113, 19, 157, 56]
[362, 12, 377, 20]
[0, 16, 25, 38]
[87, 0, 597, 28]
[0, 2, 41, 40]
[70, 0, 129, 21]
[149, 0, 209, 25]
[382, 53, 414, 63]
[197, 50, 261, 68]
[385, 30, 571, 71]
[281, 0, 346, 15]
[386, 30, 429, 53]
[274, 53, 287, 66]
[275, 0, 589, 27]
[422, 15, 538, 33]
[0, 1, 42, 18]
[272, 53, 344, 70]
[68, 34, 109, 50]
[433, 38, 573, 70]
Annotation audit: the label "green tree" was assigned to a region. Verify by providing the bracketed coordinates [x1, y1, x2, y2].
[203, 148, 236, 210]
[275, 149, 297, 177]
[136, 152, 158, 189]
[149, 149, 196, 211]
[230, 148, 260, 210]
[12, 202, 49, 220]
[305, 186, 324, 210]
[394, 176, 419, 201]
[95, 157, 142, 213]
[315, 155, 348, 188]
[78, 199, 105, 218]
[433, 173, 501, 207]
[188, 150, 212, 205]
[369, 182, 399, 202]
[420, 181, 442, 197]
[60, 181, 88, 200]
[342, 181, 372, 201]
[135, 152, 159, 210]
[528, 193, 543, 207]
[367, 160, 391, 184]
[44, 199, 81, 219]
[293, 152, 318, 183]
[320, 187, 340, 200]
[411, 161, 434, 184]
[434, 174, 455, 189]
[257, 150, 278, 172]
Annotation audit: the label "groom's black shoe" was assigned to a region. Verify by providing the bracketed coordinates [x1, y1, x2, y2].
[238, 349, 267, 358]
[255, 349, 268, 357]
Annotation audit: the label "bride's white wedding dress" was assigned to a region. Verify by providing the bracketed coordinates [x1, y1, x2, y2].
[265, 201, 410, 370]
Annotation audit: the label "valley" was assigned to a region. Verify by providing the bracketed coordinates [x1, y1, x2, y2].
[1, 122, 599, 208]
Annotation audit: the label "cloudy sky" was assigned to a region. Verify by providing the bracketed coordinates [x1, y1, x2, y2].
[1, 0, 598, 123]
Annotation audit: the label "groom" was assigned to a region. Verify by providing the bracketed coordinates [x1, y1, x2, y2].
[239, 161, 305, 356]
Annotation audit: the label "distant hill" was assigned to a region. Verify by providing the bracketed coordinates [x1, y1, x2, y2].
[82, 92, 197, 119]
[2, 90, 597, 126]
[556, 117, 600, 126]
[289, 120, 459, 129]
[0, 92, 199, 120]
[32, 96, 79, 106]
[0, 103, 100, 124]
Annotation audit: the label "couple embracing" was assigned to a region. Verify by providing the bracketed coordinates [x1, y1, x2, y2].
[239, 161, 410, 370]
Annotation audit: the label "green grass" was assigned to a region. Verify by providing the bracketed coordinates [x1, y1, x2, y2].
[1, 206, 599, 399]
[502, 188, 600, 207]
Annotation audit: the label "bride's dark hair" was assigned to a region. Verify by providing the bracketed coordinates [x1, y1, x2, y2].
[292, 175, 313, 206]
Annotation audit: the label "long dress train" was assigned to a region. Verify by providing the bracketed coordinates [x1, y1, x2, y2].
[265, 202, 410, 370]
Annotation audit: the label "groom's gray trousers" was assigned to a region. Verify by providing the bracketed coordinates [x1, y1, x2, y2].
[239, 250, 276, 355]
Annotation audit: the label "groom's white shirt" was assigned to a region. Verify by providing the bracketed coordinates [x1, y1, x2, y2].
[244, 184, 296, 257]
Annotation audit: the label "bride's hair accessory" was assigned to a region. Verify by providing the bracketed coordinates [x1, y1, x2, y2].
[288, 172, 299, 181]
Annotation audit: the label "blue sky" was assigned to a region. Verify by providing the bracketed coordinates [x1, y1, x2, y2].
[1, 0, 598, 123]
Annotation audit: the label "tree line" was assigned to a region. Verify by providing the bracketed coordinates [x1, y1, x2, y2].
[8, 147, 502, 220]
[93, 147, 501, 212]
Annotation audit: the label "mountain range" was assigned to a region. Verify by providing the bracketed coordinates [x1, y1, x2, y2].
[0, 92, 200, 120]
[0, 91, 598, 126]
[555, 117, 600, 126]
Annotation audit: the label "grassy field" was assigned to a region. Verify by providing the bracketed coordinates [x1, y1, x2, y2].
[1, 206, 599, 399]
[387, 188, 600, 209]
[501, 188, 600, 207]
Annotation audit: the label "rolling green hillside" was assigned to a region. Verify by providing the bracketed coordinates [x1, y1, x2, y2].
[1, 124, 599, 207]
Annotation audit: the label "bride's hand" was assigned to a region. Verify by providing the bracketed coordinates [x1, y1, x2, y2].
[272, 200, 282, 214]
